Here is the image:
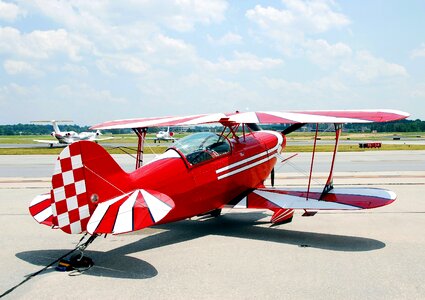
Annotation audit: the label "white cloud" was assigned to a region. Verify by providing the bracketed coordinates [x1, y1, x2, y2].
[0, 83, 40, 113]
[340, 51, 408, 82]
[156, 34, 192, 52]
[246, 0, 350, 55]
[149, 34, 197, 65]
[133, 71, 258, 116]
[0, 1, 24, 22]
[7, 1, 219, 75]
[303, 39, 352, 68]
[264, 75, 348, 95]
[411, 43, 425, 58]
[282, 0, 350, 32]
[246, 0, 349, 34]
[204, 52, 283, 73]
[0, 83, 34, 99]
[246, 5, 294, 30]
[261, 76, 353, 110]
[207, 32, 243, 46]
[264, 77, 306, 92]
[54, 83, 127, 105]
[0, 27, 92, 61]
[21, 0, 228, 33]
[3, 60, 42, 76]
[96, 55, 149, 75]
[159, 0, 228, 31]
[61, 64, 89, 76]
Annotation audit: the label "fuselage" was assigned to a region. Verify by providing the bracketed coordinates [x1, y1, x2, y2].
[128, 130, 283, 224]
[156, 131, 171, 139]
[54, 131, 99, 144]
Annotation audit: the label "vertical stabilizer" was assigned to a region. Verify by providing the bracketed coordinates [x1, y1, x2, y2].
[49, 141, 130, 234]
[51, 120, 61, 135]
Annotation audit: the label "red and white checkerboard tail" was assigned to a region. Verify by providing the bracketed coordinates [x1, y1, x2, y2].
[50, 141, 130, 234]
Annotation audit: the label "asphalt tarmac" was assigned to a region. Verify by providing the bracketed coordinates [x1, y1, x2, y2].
[0, 152, 424, 299]
[0, 150, 424, 178]
[2, 137, 425, 149]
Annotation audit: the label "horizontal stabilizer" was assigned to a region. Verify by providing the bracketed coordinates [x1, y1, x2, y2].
[29, 193, 53, 226]
[246, 187, 396, 210]
[87, 189, 175, 235]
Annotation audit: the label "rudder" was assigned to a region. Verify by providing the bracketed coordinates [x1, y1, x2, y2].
[50, 141, 129, 234]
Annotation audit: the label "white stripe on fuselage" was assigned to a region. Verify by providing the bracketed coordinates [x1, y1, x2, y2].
[217, 153, 278, 180]
[216, 131, 282, 180]
[216, 143, 279, 174]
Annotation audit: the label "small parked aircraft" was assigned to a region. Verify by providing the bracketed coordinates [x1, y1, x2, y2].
[31, 120, 113, 147]
[29, 110, 408, 254]
[150, 127, 175, 143]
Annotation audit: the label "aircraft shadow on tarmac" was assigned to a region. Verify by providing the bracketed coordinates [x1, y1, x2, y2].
[16, 249, 158, 279]
[115, 212, 386, 254]
[16, 212, 385, 279]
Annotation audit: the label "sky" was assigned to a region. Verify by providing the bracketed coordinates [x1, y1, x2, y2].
[0, 0, 424, 125]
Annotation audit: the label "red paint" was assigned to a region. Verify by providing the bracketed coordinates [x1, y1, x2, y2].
[30, 109, 409, 235]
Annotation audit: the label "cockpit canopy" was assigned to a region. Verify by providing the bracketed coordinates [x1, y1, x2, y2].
[173, 132, 231, 165]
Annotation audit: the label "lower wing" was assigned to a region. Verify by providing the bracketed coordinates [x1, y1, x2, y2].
[246, 187, 396, 210]
[232, 187, 396, 225]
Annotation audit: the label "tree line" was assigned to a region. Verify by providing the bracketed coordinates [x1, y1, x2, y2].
[0, 124, 92, 135]
[344, 119, 425, 133]
[0, 119, 424, 135]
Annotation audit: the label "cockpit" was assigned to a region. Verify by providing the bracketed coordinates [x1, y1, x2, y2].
[173, 132, 231, 165]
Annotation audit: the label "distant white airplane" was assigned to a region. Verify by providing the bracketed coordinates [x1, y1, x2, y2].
[151, 127, 176, 143]
[31, 120, 113, 147]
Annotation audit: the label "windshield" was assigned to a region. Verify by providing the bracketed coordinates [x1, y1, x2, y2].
[173, 132, 231, 165]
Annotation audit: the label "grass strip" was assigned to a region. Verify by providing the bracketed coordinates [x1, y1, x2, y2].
[1, 144, 424, 155]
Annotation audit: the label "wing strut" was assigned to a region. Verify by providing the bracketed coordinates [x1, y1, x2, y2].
[306, 123, 319, 200]
[133, 128, 147, 169]
[320, 123, 342, 199]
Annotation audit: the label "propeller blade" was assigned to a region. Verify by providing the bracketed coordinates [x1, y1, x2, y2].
[271, 168, 275, 187]
[282, 123, 306, 135]
[246, 123, 261, 131]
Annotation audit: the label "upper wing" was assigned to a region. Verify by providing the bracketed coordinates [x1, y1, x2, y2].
[91, 110, 409, 130]
[34, 139, 59, 144]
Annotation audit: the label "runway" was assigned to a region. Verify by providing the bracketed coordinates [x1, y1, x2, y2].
[0, 152, 424, 299]
[0, 150, 424, 178]
[2, 137, 425, 149]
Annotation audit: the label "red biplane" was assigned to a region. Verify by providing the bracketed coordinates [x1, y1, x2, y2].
[29, 110, 409, 253]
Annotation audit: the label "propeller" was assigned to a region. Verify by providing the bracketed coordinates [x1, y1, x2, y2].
[246, 123, 261, 131]
[268, 122, 306, 188]
[281, 123, 306, 135]
[246, 122, 305, 187]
